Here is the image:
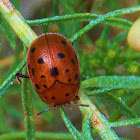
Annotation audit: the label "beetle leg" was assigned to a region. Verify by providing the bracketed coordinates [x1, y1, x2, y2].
[75, 95, 80, 100]
[37, 105, 57, 115]
[16, 73, 29, 84]
[64, 102, 72, 110]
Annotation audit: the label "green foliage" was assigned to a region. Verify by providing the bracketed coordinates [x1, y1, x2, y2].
[103, 0, 121, 11]
[1, 15, 16, 49]
[60, 108, 84, 140]
[0, 0, 140, 140]
[79, 26, 140, 80]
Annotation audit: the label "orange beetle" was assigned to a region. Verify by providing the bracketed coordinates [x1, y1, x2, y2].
[16, 33, 88, 114]
[27, 33, 80, 105]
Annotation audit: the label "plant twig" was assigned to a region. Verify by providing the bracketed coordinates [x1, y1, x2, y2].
[81, 76, 140, 90]
[27, 13, 133, 30]
[0, 56, 26, 98]
[60, 108, 84, 140]
[70, 5, 140, 42]
[82, 117, 93, 139]
[21, 48, 35, 140]
[109, 92, 140, 121]
[0, 0, 37, 47]
[109, 118, 140, 127]
[76, 89, 119, 140]
[0, 132, 73, 140]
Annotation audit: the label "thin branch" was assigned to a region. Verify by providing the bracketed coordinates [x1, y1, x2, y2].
[60, 108, 84, 140]
[0, 132, 73, 140]
[26, 13, 132, 30]
[70, 5, 140, 42]
[76, 89, 120, 140]
[109, 118, 140, 127]
[0, 0, 37, 47]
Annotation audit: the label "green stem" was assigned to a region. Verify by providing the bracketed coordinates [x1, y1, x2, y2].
[81, 76, 140, 90]
[60, 108, 84, 140]
[82, 117, 93, 139]
[69, 5, 140, 42]
[99, 92, 137, 119]
[76, 89, 119, 140]
[109, 118, 140, 127]
[27, 13, 132, 30]
[109, 92, 140, 121]
[0, 0, 37, 47]
[86, 87, 113, 96]
[0, 132, 73, 140]
[0, 56, 26, 98]
[20, 48, 35, 140]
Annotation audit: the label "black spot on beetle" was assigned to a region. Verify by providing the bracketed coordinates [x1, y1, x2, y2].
[41, 75, 45, 78]
[54, 67, 59, 76]
[65, 69, 69, 73]
[71, 59, 75, 66]
[50, 67, 54, 76]
[75, 73, 78, 80]
[50, 67, 59, 76]
[45, 96, 47, 99]
[73, 89, 75, 93]
[68, 79, 71, 83]
[52, 96, 56, 100]
[57, 53, 65, 59]
[31, 47, 35, 53]
[65, 93, 69, 96]
[61, 40, 67, 45]
[35, 84, 40, 89]
[31, 68, 34, 76]
[43, 85, 47, 88]
[38, 57, 45, 64]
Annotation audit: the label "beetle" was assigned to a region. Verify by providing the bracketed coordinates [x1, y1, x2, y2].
[16, 33, 88, 114]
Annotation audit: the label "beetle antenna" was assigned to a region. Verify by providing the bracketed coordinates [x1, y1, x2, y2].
[37, 106, 57, 115]
[65, 103, 89, 108]
[70, 104, 89, 107]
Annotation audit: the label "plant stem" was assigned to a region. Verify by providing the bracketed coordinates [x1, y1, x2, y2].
[60, 108, 84, 140]
[0, 0, 37, 47]
[109, 118, 140, 127]
[82, 117, 93, 139]
[99, 92, 137, 119]
[27, 13, 132, 30]
[76, 89, 119, 140]
[109, 91, 140, 121]
[0, 132, 73, 140]
[69, 5, 140, 42]
[20, 48, 35, 140]
[81, 76, 140, 90]
[0, 56, 26, 98]
[86, 87, 114, 96]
